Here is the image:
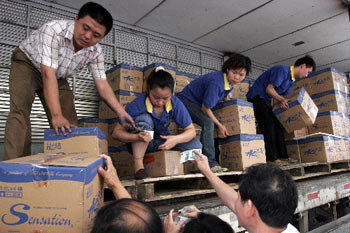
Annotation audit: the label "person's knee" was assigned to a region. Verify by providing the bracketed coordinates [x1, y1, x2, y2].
[135, 113, 154, 130]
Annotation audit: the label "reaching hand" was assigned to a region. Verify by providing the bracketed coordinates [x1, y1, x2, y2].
[138, 131, 153, 143]
[51, 115, 76, 136]
[119, 111, 135, 129]
[180, 205, 200, 219]
[217, 124, 228, 138]
[280, 98, 290, 110]
[97, 154, 120, 190]
[163, 209, 186, 233]
[192, 151, 211, 176]
[158, 135, 177, 150]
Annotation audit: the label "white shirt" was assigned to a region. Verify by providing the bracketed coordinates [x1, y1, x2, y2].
[282, 224, 299, 233]
[19, 20, 106, 80]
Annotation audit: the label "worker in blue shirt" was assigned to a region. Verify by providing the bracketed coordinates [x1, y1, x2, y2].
[246, 55, 316, 163]
[178, 53, 251, 172]
[112, 67, 202, 179]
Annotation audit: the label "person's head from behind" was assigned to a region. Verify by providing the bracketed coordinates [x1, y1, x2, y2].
[294, 55, 316, 78]
[90, 198, 163, 233]
[74, 2, 113, 50]
[237, 163, 298, 230]
[222, 53, 251, 85]
[147, 67, 174, 109]
[183, 212, 234, 233]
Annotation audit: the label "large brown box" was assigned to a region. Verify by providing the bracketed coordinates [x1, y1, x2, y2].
[213, 99, 256, 136]
[106, 63, 143, 93]
[144, 151, 183, 177]
[308, 111, 346, 137]
[175, 71, 198, 93]
[44, 127, 108, 157]
[311, 90, 348, 114]
[0, 153, 104, 233]
[285, 139, 301, 162]
[230, 79, 251, 101]
[273, 87, 318, 133]
[218, 134, 266, 171]
[78, 118, 109, 136]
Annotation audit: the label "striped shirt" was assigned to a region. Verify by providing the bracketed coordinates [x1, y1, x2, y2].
[19, 20, 106, 80]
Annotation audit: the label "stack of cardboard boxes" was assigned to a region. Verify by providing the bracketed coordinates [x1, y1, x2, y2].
[213, 99, 266, 171]
[285, 68, 350, 163]
[0, 127, 108, 232]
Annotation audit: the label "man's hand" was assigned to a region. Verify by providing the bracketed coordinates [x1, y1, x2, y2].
[158, 135, 178, 150]
[163, 209, 186, 233]
[138, 132, 153, 143]
[217, 124, 228, 138]
[118, 111, 135, 129]
[192, 151, 211, 176]
[52, 115, 76, 136]
[97, 154, 120, 190]
[181, 205, 200, 219]
[279, 98, 290, 110]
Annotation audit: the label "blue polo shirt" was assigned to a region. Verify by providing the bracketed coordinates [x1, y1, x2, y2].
[126, 93, 192, 139]
[177, 71, 232, 109]
[246, 65, 295, 105]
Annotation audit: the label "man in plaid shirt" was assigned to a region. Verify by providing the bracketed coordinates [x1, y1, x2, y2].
[4, 2, 134, 160]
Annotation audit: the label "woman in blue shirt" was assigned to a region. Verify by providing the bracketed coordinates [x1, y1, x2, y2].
[177, 53, 251, 171]
[113, 67, 202, 179]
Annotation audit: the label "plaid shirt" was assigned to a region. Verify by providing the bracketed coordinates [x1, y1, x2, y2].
[19, 20, 106, 80]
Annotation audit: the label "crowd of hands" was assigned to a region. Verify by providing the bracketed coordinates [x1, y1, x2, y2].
[97, 151, 212, 233]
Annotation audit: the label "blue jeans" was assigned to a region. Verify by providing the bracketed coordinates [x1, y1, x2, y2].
[184, 102, 219, 167]
[129, 113, 202, 153]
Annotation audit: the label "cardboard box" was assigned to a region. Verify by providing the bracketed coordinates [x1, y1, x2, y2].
[344, 137, 350, 160]
[99, 91, 142, 119]
[175, 71, 197, 93]
[285, 139, 301, 162]
[78, 118, 109, 136]
[311, 90, 348, 114]
[108, 145, 134, 178]
[273, 87, 318, 133]
[308, 111, 345, 137]
[143, 63, 176, 92]
[144, 151, 183, 177]
[307, 67, 348, 95]
[44, 127, 108, 157]
[106, 63, 143, 93]
[213, 99, 256, 136]
[108, 118, 126, 147]
[0, 153, 104, 233]
[298, 134, 337, 163]
[291, 77, 313, 97]
[284, 127, 308, 140]
[230, 79, 251, 101]
[218, 134, 266, 171]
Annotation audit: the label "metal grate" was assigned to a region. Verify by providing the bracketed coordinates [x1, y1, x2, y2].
[30, 7, 72, 29]
[0, 68, 10, 90]
[203, 68, 217, 75]
[0, 0, 27, 25]
[115, 48, 147, 67]
[0, 23, 27, 45]
[0, 43, 16, 66]
[115, 29, 147, 53]
[150, 56, 176, 67]
[178, 47, 200, 66]
[149, 38, 176, 59]
[202, 53, 223, 71]
[100, 28, 114, 45]
[178, 62, 201, 75]
[101, 44, 115, 64]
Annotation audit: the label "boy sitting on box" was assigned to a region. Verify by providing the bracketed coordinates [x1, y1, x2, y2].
[112, 67, 202, 179]
[246, 56, 316, 163]
[177, 53, 251, 172]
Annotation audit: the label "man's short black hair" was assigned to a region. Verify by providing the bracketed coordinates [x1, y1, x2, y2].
[222, 53, 252, 76]
[147, 69, 175, 94]
[239, 164, 298, 229]
[294, 55, 316, 71]
[78, 2, 113, 36]
[90, 198, 163, 233]
[183, 212, 234, 233]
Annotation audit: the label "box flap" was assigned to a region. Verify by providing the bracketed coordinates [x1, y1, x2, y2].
[44, 127, 108, 141]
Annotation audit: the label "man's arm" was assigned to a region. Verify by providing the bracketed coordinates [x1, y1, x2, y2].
[94, 79, 135, 128]
[201, 105, 228, 138]
[98, 154, 131, 199]
[266, 84, 289, 109]
[194, 152, 238, 213]
[41, 64, 74, 135]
